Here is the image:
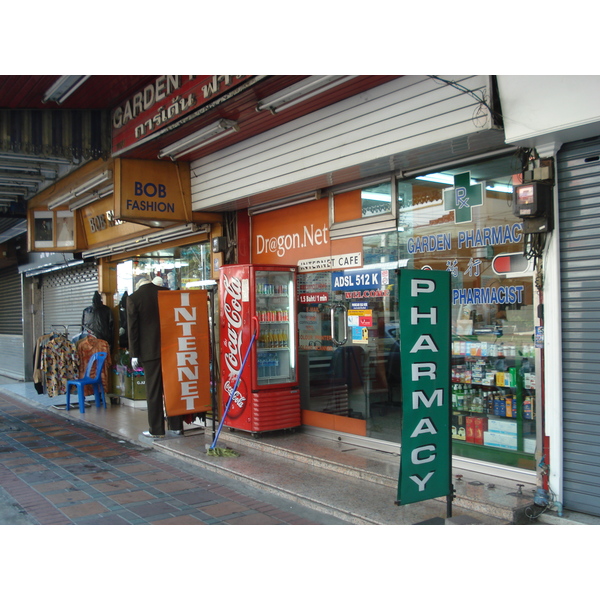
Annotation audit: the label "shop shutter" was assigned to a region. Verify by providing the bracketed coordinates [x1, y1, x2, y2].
[41, 262, 99, 336]
[558, 136, 600, 516]
[0, 265, 24, 379]
[190, 75, 504, 209]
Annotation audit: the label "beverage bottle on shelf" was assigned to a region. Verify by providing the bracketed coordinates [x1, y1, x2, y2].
[456, 384, 464, 411]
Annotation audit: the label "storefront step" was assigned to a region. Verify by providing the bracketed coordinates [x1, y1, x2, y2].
[153, 428, 527, 524]
[216, 429, 536, 524]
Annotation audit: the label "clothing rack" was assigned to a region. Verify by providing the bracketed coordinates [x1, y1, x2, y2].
[50, 324, 81, 335]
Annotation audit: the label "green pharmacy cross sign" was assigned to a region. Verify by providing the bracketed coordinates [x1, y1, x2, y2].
[443, 172, 484, 224]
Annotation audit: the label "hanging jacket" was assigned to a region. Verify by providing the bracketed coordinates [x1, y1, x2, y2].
[81, 291, 114, 349]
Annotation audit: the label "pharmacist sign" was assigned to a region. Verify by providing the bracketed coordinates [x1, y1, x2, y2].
[397, 269, 452, 506]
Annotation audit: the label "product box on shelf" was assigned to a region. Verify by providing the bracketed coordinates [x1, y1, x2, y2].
[483, 430, 518, 450]
[487, 417, 518, 435]
[523, 435, 536, 454]
[452, 413, 467, 440]
[524, 372, 536, 389]
[466, 416, 487, 444]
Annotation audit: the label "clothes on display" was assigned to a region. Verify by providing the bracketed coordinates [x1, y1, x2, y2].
[36, 332, 81, 398]
[81, 291, 114, 350]
[76, 335, 111, 396]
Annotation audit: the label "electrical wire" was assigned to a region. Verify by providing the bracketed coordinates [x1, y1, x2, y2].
[428, 75, 503, 125]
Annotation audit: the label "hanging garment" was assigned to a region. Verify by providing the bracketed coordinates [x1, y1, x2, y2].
[42, 334, 80, 398]
[118, 291, 129, 349]
[81, 291, 114, 350]
[33, 334, 53, 395]
[76, 335, 112, 396]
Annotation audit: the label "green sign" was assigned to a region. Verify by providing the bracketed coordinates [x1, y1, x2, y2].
[443, 171, 483, 224]
[397, 269, 452, 506]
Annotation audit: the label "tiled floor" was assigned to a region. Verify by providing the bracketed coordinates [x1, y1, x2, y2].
[0, 390, 346, 525]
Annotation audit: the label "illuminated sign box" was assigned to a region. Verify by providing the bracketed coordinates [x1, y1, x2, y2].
[114, 159, 192, 228]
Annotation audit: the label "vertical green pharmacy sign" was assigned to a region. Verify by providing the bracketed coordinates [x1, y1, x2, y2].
[397, 269, 452, 506]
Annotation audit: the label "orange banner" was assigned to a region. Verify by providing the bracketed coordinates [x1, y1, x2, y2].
[158, 290, 212, 416]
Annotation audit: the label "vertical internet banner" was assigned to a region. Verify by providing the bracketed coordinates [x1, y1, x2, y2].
[158, 290, 212, 416]
[397, 270, 452, 506]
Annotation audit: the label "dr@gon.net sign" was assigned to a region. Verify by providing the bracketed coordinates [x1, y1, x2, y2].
[397, 269, 451, 506]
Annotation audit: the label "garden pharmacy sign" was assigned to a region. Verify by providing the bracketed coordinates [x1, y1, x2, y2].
[397, 270, 452, 506]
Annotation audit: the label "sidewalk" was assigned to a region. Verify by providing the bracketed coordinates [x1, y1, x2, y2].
[1, 376, 593, 525]
[0, 388, 347, 525]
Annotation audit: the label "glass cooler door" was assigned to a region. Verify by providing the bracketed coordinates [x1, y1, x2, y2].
[255, 269, 296, 386]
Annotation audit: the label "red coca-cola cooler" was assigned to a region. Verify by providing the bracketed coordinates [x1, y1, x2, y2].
[219, 264, 300, 433]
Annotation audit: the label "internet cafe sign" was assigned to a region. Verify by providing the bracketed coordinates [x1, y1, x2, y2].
[397, 269, 451, 506]
[251, 196, 362, 272]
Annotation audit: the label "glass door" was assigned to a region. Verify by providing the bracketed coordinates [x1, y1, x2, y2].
[255, 269, 296, 385]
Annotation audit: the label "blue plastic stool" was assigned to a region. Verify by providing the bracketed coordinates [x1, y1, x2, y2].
[66, 352, 108, 413]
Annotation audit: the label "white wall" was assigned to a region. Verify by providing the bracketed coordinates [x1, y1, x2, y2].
[497, 76, 600, 147]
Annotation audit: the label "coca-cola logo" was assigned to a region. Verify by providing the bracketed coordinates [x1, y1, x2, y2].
[222, 274, 247, 419]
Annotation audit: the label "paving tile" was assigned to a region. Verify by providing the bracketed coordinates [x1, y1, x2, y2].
[172, 490, 221, 506]
[223, 513, 283, 525]
[90, 480, 135, 493]
[151, 515, 207, 525]
[60, 501, 110, 519]
[32, 481, 75, 493]
[110, 490, 157, 505]
[153, 480, 198, 493]
[128, 501, 177, 518]
[47, 489, 92, 503]
[201, 501, 249, 517]
[134, 471, 174, 483]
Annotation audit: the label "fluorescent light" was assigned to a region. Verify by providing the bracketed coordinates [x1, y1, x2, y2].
[158, 119, 239, 160]
[69, 184, 114, 211]
[43, 76, 91, 104]
[47, 171, 112, 210]
[256, 76, 356, 113]
[81, 223, 210, 259]
[416, 173, 456, 185]
[71, 171, 112, 196]
[47, 191, 74, 210]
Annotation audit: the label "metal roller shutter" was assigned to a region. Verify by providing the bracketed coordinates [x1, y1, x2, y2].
[0, 265, 24, 379]
[558, 136, 600, 516]
[0, 266, 22, 335]
[41, 262, 99, 336]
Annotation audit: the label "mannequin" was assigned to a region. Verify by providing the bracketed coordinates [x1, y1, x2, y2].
[127, 277, 183, 438]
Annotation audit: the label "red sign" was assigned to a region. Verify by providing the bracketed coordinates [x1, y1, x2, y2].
[111, 76, 255, 155]
[158, 290, 212, 416]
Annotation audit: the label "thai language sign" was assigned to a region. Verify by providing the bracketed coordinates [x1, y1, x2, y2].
[112, 76, 255, 155]
[397, 269, 452, 506]
[158, 290, 212, 416]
